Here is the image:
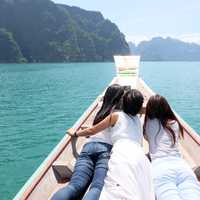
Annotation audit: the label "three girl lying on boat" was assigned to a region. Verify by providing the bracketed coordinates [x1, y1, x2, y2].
[51, 84, 200, 200]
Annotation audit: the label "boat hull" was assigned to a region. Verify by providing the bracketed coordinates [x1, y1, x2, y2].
[14, 77, 200, 200]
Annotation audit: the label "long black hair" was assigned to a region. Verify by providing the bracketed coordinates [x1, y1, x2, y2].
[93, 84, 124, 125]
[143, 94, 184, 145]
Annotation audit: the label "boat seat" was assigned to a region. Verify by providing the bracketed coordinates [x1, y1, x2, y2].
[52, 161, 73, 183]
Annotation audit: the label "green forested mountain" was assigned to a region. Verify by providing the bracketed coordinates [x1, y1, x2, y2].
[129, 37, 200, 61]
[0, 28, 27, 63]
[0, 0, 129, 63]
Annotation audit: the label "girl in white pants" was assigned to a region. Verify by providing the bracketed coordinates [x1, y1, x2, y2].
[143, 94, 200, 200]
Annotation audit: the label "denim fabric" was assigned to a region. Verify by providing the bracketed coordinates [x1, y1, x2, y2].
[51, 142, 112, 200]
[152, 157, 200, 200]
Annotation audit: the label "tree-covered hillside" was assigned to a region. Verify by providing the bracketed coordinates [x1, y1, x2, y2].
[129, 37, 200, 61]
[0, 28, 26, 63]
[0, 0, 129, 63]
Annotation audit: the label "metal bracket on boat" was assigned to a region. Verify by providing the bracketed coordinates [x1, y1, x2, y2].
[52, 161, 73, 183]
[193, 166, 200, 181]
[71, 137, 79, 159]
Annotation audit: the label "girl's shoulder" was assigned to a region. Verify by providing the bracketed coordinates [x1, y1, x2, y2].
[108, 111, 122, 127]
[145, 118, 161, 134]
[112, 111, 123, 118]
[115, 111, 131, 122]
[146, 118, 160, 126]
[111, 111, 126, 126]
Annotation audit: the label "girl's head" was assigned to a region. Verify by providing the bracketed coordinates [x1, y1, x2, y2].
[93, 84, 124, 125]
[144, 94, 183, 144]
[102, 84, 124, 107]
[145, 94, 176, 120]
[122, 89, 144, 116]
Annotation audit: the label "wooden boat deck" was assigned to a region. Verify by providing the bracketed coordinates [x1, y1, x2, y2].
[14, 57, 200, 200]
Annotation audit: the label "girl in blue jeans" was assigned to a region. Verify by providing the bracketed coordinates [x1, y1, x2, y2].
[51, 84, 124, 200]
[67, 89, 154, 200]
[143, 94, 200, 200]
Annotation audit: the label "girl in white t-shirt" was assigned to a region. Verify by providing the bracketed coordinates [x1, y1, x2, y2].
[143, 94, 200, 200]
[69, 89, 154, 200]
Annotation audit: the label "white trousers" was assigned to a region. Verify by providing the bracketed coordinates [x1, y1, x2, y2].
[99, 139, 155, 200]
[152, 157, 200, 200]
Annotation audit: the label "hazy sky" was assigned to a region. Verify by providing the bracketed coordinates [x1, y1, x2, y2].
[53, 0, 200, 44]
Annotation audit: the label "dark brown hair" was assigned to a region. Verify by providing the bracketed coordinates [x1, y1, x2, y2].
[143, 94, 184, 146]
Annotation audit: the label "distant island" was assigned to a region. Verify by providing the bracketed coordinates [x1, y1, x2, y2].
[0, 0, 129, 63]
[129, 37, 200, 61]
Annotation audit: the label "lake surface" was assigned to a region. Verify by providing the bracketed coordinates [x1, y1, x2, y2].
[0, 62, 200, 199]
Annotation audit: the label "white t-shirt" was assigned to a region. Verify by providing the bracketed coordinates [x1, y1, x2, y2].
[145, 119, 181, 160]
[110, 111, 143, 145]
[87, 111, 143, 146]
[87, 128, 112, 145]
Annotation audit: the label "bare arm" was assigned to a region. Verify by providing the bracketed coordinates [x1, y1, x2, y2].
[68, 113, 118, 137]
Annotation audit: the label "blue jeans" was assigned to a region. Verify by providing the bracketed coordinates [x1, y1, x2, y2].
[51, 142, 112, 200]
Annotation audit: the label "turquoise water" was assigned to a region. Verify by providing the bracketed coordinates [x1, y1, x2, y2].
[0, 62, 200, 199]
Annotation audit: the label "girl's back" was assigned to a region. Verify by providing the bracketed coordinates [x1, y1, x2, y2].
[145, 119, 181, 160]
[110, 111, 143, 145]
